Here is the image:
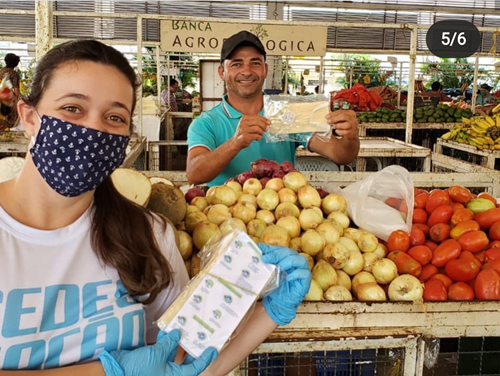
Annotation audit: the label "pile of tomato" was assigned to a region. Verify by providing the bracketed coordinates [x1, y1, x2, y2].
[386, 186, 500, 301]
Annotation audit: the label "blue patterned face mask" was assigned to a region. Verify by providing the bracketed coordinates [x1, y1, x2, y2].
[30, 114, 130, 197]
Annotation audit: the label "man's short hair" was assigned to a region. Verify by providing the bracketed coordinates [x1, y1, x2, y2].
[4, 53, 20, 68]
[169, 78, 178, 87]
[220, 31, 266, 64]
[431, 81, 442, 91]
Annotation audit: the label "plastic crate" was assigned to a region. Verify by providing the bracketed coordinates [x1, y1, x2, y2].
[295, 156, 340, 171]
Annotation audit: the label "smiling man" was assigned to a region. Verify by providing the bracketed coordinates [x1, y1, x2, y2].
[187, 30, 360, 186]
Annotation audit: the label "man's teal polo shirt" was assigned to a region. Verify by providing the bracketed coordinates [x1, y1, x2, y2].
[188, 95, 302, 187]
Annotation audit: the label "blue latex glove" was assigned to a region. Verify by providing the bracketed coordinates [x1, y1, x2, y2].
[98, 329, 218, 376]
[259, 243, 312, 326]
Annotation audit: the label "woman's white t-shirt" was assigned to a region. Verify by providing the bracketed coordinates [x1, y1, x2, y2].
[0, 205, 189, 370]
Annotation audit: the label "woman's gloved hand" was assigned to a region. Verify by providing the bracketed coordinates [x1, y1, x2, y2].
[258, 243, 312, 326]
[98, 329, 218, 376]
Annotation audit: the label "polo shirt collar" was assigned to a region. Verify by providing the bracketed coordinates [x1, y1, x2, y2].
[221, 94, 265, 119]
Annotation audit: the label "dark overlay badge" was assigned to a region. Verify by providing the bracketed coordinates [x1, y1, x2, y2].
[426, 20, 481, 58]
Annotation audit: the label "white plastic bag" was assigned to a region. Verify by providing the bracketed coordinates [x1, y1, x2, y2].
[323, 165, 414, 241]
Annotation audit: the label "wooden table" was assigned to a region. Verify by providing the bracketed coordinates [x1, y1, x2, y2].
[0, 132, 28, 154]
[434, 138, 500, 170]
[358, 122, 459, 137]
[296, 137, 432, 172]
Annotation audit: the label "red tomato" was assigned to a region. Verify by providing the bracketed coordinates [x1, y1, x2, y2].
[451, 202, 465, 211]
[407, 245, 433, 265]
[457, 230, 490, 253]
[425, 240, 439, 251]
[448, 186, 473, 204]
[427, 205, 453, 227]
[423, 279, 448, 301]
[448, 282, 475, 300]
[410, 227, 426, 247]
[477, 192, 498, 205]
[450, 208, 475, 226]
[450, 220, 480, 240]
[387, 230, 411, 253]
[474, 208, 500, 231]
[489, 221, 500, 241]
[445, 258, 481, 282]
[385, 197, 402, 210]
[489, 240, 500, 249]
[429, 273, 453, 289]
[482, 259, 500, 276]
[459, 251, 482, 265]
[387, 251, 422, 277]
[429, 223, 451, 243]
[413, 208, 428, 224]
[431, 239, 461, 267]
[475, 269, 500, 300]
[475, 251, 487, 264]
[426, 190, 450, 214]
[420, 264, 439, 282]
[399, 200, 409, 214]
[414, 192, 430, 209]
[485, 248, 500, 262]
[413, 223, 430, 236]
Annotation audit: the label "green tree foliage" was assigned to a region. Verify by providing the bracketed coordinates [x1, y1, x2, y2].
[337, 55, 394, 88]
[419, 58, 487, 89]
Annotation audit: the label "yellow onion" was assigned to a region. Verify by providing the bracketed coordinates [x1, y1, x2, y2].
[210, 185, 238, 207]
[335, 270, 352, 291]
[341, 249, 364, 276]
[256, 188, 280, 211]
[192, 222, 220, 250]
[297, 185, 322, 208]
[247, 218, 267, 238]
[312, 260, 338, 291]
[226, 180, 242, 192]
[177, 230, 193, 260]
[206, 204, 232, 226]
[260, 225, 291, 247]
[362, 252, 379, 272]
[186, 204, 200, 215]
[372, 258, 398, 284]
[304, 280, 324, 301]
[232, 202, 256, 224]
[299, 252, 314, 271]
[275, 202, 300, 220]
[358, 232, 379, 253]
[299, 208, 323, 230]
[321, 193, 347, 214]
[265, 178, 285, 192]
[250, 235, 260, 243]
[356, 282, 387, 301]
[243, 178, 262, 196]
[343, 227, 363, 243]
[176, 221, 187, 232]
[316, 222, 341, 245]
[283, 171, 308, 192]
[338, 236, 360, 253]
[256, 210, 275, 225]
[388, 275, 424, 302]
[373, 243, 388, 258]
[276, 216, 301, 239]
[352, 271, 377, 295]
[238, 193, 257, 207]
[327, 211, 350, 229]
[219, 217, 247, 235]
[322, 242, 349, 269]
[291, 237, 303, 252]
[324, 285, 352, 301]
[191, 196, 209, 212]
[185, 211, 208, 234]
[278, 188, 298, 204]
[300, 229, 325, 256]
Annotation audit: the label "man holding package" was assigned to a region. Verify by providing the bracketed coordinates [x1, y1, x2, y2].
[187, 30, 360, 186]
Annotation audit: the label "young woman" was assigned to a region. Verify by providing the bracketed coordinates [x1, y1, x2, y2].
[0, 40, 311, 376]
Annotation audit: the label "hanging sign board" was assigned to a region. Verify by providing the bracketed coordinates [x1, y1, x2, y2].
[160, 21, 327, 57]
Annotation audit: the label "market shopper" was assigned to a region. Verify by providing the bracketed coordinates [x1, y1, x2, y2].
[429, 81, 453, 102]
[476, 83, 494, 106]
[0, 39, 311, 375]
[186, 30, 360, 186]
[0, 53, 21, 128]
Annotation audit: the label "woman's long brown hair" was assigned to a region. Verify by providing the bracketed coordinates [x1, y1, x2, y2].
[23, 39, 172, 304]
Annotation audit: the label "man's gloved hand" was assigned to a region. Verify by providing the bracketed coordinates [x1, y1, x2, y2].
[259, 243, 312, 326]
[98, 329, 218, 376]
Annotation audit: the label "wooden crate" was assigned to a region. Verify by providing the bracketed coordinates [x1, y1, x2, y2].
[434, 138, 500, 170]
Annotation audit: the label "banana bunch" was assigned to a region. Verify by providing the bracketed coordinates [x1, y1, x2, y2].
[460, 81, 469, 93]
[442, 114, 500, 150]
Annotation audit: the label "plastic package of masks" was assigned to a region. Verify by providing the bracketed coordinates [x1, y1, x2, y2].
[156, 230, 278, 358]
